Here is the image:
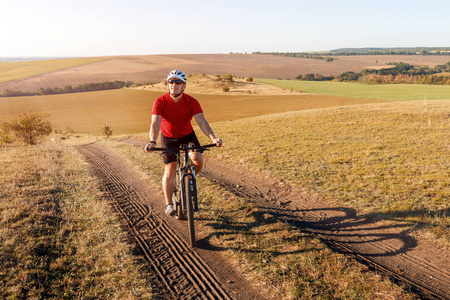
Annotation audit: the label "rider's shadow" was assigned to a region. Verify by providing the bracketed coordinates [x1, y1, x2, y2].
[267, 204, 446, 260]
[196, 203, 444, 260]
[197, 210, 319, 256]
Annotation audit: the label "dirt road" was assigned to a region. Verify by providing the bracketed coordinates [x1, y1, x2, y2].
[76, 139, 449, 299]
[75, 142, 262, 299]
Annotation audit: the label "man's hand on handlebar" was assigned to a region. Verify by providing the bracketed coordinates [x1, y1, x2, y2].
[145, 141, 156, 152]
[145, 140, 222, 152]
[213, 138, 223, 147]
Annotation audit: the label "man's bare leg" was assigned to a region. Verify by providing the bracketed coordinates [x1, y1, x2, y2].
[189, 151, 204, 174]
[162, 162, 177, 206]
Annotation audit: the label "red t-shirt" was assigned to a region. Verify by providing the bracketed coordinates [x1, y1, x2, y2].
[152, 93, 203, 138]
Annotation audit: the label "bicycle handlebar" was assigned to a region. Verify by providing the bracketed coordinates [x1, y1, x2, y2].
[147, 143, 218, 152]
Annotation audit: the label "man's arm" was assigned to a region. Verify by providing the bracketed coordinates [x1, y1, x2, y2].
[194, 113, 222, 146]
[146, 115, 161, 151]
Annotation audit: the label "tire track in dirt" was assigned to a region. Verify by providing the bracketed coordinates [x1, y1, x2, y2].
[76, 143, 262, 300]
[200, 157, 450, 300]
[122, 138, 449, 300]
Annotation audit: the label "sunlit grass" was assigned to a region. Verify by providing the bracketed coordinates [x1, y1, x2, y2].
[209, 100, 449, 241]
[0, 57, 107, 83]
[0, 144, 152, 299]
[256, 78, 450, 101]
[106, 140, 417, 300]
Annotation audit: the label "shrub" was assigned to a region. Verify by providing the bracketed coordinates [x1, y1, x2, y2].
[246, 77, 253, 82]
[101, 125, 113, 138]
[222, 74, 234, 82]
[6, 112, 52, 145]
[222, 86, 230, 92]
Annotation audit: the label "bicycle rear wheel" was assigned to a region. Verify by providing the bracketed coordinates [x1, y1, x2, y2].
[184, 174, 196, 247]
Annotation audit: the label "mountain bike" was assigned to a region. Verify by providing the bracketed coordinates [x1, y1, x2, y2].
[149, 143, 217, 247]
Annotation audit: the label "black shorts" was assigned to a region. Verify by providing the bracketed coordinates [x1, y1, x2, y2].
[161, 131, 201, 164]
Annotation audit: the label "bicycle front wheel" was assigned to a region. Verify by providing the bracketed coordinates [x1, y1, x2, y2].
[173, 169, 184, 220]
[184, 175, 196, 247]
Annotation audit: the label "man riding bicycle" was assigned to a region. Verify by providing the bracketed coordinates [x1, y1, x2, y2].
[145, 70, 222, 216]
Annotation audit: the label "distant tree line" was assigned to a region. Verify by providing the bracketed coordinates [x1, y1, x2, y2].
[330, 47, 450, 56]
[253, 52, 336, 61]
[253, 47, 450, 59]
[339, 62, 450, 84]
[359, 73, 450, 85]
[295, 62, 450, 85]
[295, 74, 334, 81]
[0, 80, 133, 97]
[364, 62, 450, 76]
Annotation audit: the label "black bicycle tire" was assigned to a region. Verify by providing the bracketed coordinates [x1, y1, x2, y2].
[184, 174, 196, 247]
[174, 169, 184, 220]
[190, 171, 199, 212]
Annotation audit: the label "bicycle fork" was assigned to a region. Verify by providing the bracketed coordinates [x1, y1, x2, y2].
[190, 166, 198, 212]
[176, 168, 197, 212]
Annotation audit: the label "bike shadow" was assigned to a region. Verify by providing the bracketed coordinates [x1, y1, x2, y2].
[272, 205, 421, 257]
[196, 204, 445, 259]
[196, 210, 320, 256]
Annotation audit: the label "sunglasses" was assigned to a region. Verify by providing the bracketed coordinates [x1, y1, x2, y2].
[168, 80, 184, 85]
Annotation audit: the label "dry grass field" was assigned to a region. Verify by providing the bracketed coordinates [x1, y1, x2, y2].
[139, 73, 302, 95]
[0, 86, 383, 136]
[208, 101, 449, 228]
[2, 54, 450, 92]
[0, 144, 152, 299]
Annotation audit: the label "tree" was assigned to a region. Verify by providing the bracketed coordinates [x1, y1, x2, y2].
[37, 88, 46, 95]
[8, 112, 52, 145]
[2, 89, 13, 97]
[339, 71, 360, 82]
[303, 73, 315, 81]
[64, 85, 75, 93]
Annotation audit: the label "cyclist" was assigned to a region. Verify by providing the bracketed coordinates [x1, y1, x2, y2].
[145, 70, 222, 216]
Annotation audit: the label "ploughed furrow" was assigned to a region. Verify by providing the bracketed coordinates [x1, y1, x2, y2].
[76, 144, 233, 300]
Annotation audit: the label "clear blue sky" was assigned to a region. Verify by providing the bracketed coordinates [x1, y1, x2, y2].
[1, 0, 449, 57]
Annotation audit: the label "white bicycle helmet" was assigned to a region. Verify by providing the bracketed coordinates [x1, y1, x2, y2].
[167, 70, 187, 82]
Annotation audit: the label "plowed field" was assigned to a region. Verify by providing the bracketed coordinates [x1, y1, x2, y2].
[2, 54, 450, 92]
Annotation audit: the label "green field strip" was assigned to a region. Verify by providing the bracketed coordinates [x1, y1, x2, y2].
[256, 78, 450, 101]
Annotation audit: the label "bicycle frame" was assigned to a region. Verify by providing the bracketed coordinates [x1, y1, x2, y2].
[148, 142, 216, 247]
